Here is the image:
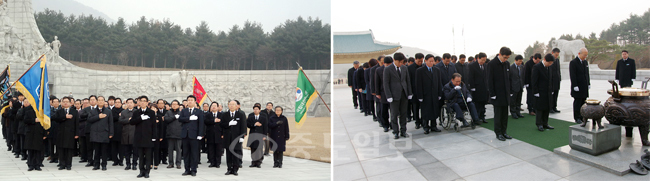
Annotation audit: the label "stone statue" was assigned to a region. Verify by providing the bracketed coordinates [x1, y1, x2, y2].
[51, 36, 60, 57]
[170, 70, 189, 92]
[551, 39, 585, 62]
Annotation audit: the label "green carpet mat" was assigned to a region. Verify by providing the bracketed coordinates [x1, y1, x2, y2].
[479, 113, 575, 151]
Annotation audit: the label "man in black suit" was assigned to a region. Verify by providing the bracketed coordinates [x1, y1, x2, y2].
[348, 61, 360, 109]
[218, 100, 247, 176]
[455, 54, 468, 80]
[364, 61, 376, 119]
[179, 95, 204, 176]
[615, 50, 636, 88]
[374, 56, 390, 132]
[155, 99, 168, 166]
[369, 58, 380, 123]
[467, 53, 489, 123]
[415, 54, 443, 134]
[524, 54, 541, 116]
[509, 55, 525, 119]
[246, 104, 267, 168]
[79, 96, 98, 167]
[408, 53, 423, 128]
[47, 97, 60, 164]
[550, 48, 562, 113]
[85, 96, 114, 171]
[205, 102, 223, 168]
[532, 54, 556, 131]
[130, 96, 157, 178]
[52, 97, 79, 170]
[383, 53, 413, 139]
[436, 53, 457, 86]
[109, 97, 124, 166]
[487, 47, 512, 141]
[570, 48, 590, 124]
[23, 100, 46, 171]
[262, 102, 274, 156]
[355, 63, 366, 114]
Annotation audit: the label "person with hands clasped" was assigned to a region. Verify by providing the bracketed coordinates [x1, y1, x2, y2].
[268, 106, 290, 168]
[217, 100, 247, 176]
[130, 96, 157, 178]
[179, 95, 204, 177]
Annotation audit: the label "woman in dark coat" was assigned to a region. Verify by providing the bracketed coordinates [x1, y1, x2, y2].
[246, 104, 267, 168]
[268, 106, 289, 168]
[119, 98, 137, 170]
[53, 97, 79, 170]
[164, 100, 183, 169]
[204, 102, 223, 168]
[23, 101, 45, 171]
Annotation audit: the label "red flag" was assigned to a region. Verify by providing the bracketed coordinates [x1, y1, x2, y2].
[192, 76, 207, 106]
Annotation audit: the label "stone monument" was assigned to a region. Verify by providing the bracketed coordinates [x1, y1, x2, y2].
[551, 39, 585, 62]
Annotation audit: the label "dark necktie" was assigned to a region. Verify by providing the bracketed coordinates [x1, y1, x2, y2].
[397, 67, 401, 77]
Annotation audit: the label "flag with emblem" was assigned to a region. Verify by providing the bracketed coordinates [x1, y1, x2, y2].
[295, 67, 317, 128]
[192, 76, 207, 106]
[15, 55, 50, 129]
[0, 65, 10, 104]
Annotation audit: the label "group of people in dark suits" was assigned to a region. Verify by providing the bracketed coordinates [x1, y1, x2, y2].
[1, 93, 290, 178]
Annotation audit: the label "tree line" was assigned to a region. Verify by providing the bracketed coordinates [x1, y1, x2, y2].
[523, 8, 649, 69]
[35, 9, 331, 70]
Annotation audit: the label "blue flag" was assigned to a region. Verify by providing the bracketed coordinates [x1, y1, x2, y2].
[15, 56, 50, 130]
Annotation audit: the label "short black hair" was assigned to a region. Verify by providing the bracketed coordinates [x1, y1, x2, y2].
[253, 105, 261, 110]
[534, 53, 542, 60]
[234, 100, 240, 105]
[89, 95, 97, 100]
[50, 95, 59, 102]
[203, 103, 209, 106]
[171, 100, 179, 105]
[362, 62, 369, 68]
[157, 99, 165, 104]
[451, 55, 457, 61]
[115, 98, 122, 103]
[369, 59, 378, 67]
[266, 102, 273, 106]
[415, 53, 424, 60]
[442, 53, 451, 59]
[138, 95, 148, 102]
[499, 47, 512, 56]
[393, 52, 405, 61]
[377, 55, 385, 61]
[61, 96, 72, 102]
[552, 48, 560, 53]
[622, 50, 628, 53]
[468, 57, 474, 62]
[82, 98, 89, 101]
[275, 106, 283, 112]
[515, 55, 523, 60]
[97, 96, 105, 101]
[425, 54, 434, 60]
[125, 98, 134, 103]
[383, 56, 394, 64]
[434, 56, 441, 62]
[459, 54, 466, 59]
[108, 96, 116, 101]
[477, 53, 487, 59]
[544, 54, 555, 62]
[408, 57, 415, 63]
[186, 95, 196, 101]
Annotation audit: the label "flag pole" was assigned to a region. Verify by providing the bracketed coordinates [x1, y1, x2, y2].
[296, 62, 330, 112]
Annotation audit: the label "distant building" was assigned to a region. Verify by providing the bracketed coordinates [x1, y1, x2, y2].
[333, 30, 401, 64]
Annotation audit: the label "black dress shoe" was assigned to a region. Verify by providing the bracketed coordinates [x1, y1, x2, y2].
[66, 167, 71, 170]
[191, 172, 196, 176]
[512, 114, 519, 119]
[35, 167, 42, 171]
[517, 113, 524, 118]
[112, 162, 118, 166]
[575, 119, 583, 124]
[225, 170, 232, 175]
[137, 173, 144, 178]
[544, 125, 554, 129]
[407, 118, 412, 122]
[538, 125, 545, 131]
[79, 159, 87, 163]
[496, 135, 506, 141]
[92, 166, 99, 170]
[248, 164, 255, 168]
[503, 134, 512, 139]
[182, 172, 191, 176]
[144, 173, 150, 178]
[424, 128, 430, 134]
[550, 109, 557, 114]
[383, 128, 389, 132]
[393, 133, 399, 139]
[401, 133, 409, 138]
[215, 165, 220, 168]
[58, 167, 65, 170]
[415, 124, 421, 129]
[482, 119, 488, 123]
[28, 168, 34, 171]
[553, 109, 560, 113]
[21, 157, 27, 160]
[132, 165, 137, 170]
[15, 155, 19, 158]
[233, 171, 238, 176]
[431, 127, 442, 132]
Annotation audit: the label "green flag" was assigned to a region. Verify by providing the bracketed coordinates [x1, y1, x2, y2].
[295, 68, 317, 128]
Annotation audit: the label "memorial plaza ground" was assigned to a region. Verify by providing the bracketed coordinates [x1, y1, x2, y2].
[333, 79, 650, 181]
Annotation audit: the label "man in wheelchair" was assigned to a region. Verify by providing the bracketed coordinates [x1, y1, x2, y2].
[443, 73, 480, 128]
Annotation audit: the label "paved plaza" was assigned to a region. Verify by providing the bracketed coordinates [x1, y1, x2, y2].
[333, 79, 650, 181]
[0, 135, 331, 181]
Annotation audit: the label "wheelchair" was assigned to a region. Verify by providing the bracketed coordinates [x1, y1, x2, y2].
[439, 100, 475, 132]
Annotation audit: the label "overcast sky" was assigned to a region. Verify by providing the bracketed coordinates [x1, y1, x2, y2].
[74, 0, 331, 34]
[333, 0, 650, 56]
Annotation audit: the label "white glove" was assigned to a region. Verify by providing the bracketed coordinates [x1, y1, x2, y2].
[467, 97, 472, 102]
[615, 79, 619, 84]
[588, 85, 591, 89]
[408, 95, 413, 100]
[419, 99, 423, 102]
[632, 79, 635, 82]
[229, 120, 237, 126]
[573, 86, 579, 92]
[387, 98, 393, 103]
[534, 93, 540, 97]
[438, 96, 441, 100]
[174, 114, 180, 119]
[454, 86, 462, 90]
[471, 88, 476, 91]
[140, 114, 149, 120]
[197, 136, 202, 140]
[524, 84, 529, 88]
[189, 115, 198, 120]
[151, 139, 156, 141]
[552, 92, 554, 95]
[239, 138, 244, 143]
[510, 94, 513, 96]
[491, 96, 496, 99]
